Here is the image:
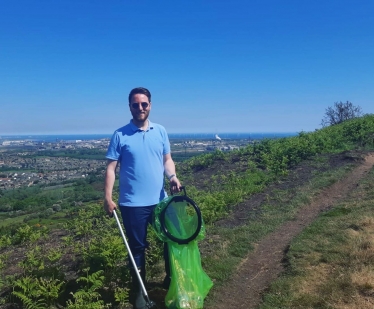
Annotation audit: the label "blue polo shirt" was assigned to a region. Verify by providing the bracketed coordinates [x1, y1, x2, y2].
[106, 120, 170, 206]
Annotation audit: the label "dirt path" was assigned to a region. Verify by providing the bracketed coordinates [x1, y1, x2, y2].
[206, 153, 374, 309]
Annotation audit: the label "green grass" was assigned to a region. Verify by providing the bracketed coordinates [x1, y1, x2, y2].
[202, 160, 358, 293]
[259, 165, 374, 309]
[0, 214, 28, 228]
[28, 212, 68, 228]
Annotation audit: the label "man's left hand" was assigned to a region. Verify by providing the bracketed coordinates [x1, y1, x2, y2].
[170, 175, 182, 194]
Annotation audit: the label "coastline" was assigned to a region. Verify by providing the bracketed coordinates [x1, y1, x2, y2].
[0, 132, 298, 142]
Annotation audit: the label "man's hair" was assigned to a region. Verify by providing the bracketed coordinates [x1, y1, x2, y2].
[128, 87, 151, 103]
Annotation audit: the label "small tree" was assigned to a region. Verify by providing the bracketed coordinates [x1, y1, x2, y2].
[321, 101, 363, 127]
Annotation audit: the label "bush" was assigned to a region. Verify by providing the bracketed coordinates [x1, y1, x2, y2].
[52, 204, 61, 212]
[321, 101, 363, 127]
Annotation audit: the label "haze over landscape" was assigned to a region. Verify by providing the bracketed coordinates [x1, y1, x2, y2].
[1, 0, 373, 135]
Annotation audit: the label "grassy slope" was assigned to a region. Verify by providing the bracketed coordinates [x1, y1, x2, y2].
[0, 115, 373, 308]
[259, 161, 374, 309]
[202, 152, 365, 304]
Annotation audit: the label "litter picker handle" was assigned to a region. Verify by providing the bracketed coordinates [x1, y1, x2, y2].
[170, 185, 186, 196]
[112, 210, 150, 302]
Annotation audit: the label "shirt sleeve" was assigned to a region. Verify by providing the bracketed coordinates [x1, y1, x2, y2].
[162, 127, 171, 155]
[106, 132, 121, 161]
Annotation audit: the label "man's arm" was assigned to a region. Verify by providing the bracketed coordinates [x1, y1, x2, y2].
[163, 153, 182, 193]
[104, 159, 118, 216]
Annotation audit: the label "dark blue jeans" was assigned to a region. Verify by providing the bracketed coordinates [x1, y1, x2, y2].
[119, 205, 170, 275]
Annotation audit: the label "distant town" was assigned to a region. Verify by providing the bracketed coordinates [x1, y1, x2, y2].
[0, 138, 108, 190]
[0, 138, 109, 150]
[0, 135, 254, 190]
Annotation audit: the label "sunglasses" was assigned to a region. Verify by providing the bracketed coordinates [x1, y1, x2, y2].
[131, 102, 149, 109]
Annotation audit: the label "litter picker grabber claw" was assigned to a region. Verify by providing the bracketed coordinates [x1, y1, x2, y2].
[113, 210, 158, 309]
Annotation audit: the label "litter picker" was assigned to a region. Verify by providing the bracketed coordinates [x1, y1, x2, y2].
[113, 210, 158, 309]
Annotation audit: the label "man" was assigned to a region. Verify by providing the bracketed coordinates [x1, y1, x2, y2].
[104, 87, 181, 309]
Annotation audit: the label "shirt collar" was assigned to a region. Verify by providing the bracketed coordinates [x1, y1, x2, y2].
[129, 119, 154, 132]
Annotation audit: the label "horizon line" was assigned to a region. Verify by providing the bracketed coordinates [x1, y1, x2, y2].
[0, 131, 301, 136]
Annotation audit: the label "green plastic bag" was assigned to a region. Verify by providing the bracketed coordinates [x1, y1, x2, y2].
[153, 193, 213, 308]
[166, 240, 213, 309]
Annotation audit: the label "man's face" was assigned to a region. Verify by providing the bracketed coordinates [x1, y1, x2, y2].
[129, 93, 151, 123]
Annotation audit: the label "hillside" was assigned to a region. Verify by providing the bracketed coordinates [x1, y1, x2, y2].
[0, 115, 373, 308]
[204, 151, 374, 309]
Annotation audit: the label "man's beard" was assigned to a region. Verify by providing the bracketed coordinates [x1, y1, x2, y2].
[131, 110, 149, 122]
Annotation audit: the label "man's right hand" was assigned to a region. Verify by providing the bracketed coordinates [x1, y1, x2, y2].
[104, 199, 117, 217]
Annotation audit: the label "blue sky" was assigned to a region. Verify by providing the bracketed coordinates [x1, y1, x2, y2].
[1, 0, 373, 135]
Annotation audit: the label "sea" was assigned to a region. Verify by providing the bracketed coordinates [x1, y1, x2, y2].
[0, 133, 297, 143]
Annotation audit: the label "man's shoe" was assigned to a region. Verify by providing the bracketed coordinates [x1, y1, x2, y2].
[131, 267, 147, 309]
[133, 290, 146, 309]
